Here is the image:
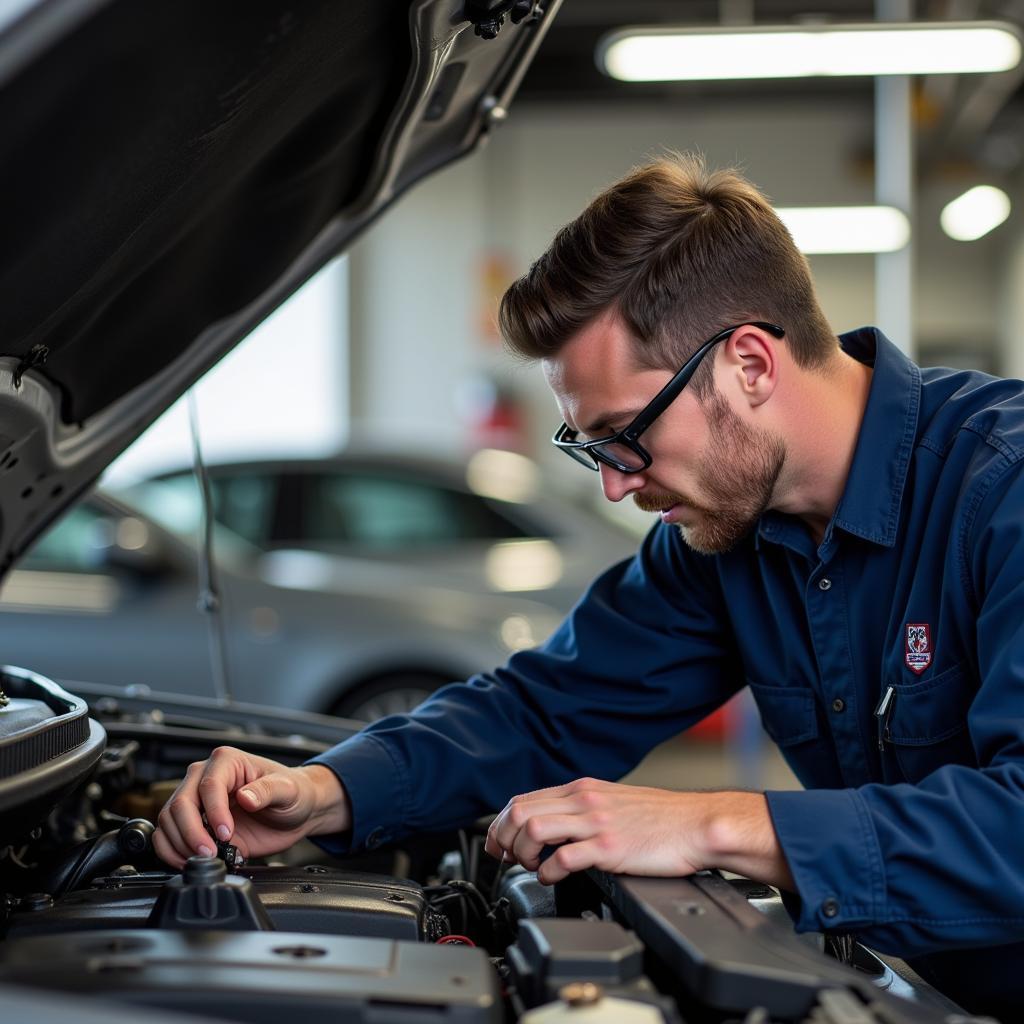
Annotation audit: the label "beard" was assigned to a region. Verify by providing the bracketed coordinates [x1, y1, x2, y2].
[633, 391, 786, 555]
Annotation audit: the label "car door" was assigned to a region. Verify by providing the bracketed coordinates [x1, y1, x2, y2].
[0, 500, 218, 695]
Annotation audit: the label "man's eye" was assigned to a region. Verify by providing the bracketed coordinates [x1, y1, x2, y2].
[577, 424, 622, 443]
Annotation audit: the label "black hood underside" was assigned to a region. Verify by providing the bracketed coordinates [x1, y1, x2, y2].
[1, 0, 410, 424]
[0, 0, 559, 574]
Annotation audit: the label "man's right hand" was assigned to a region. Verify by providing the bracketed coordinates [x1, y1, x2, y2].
[153, 746, 350, 869]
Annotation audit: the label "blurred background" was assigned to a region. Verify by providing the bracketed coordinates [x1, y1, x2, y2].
[13, 0, 1024, 792]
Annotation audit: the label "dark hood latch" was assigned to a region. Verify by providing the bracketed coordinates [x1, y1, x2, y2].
[466, 1, 542, 40]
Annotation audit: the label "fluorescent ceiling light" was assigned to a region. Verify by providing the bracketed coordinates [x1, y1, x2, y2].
[599, 22, 1022, 81]
[775, 206, 910, 255]
[940, 186, 1011, 241]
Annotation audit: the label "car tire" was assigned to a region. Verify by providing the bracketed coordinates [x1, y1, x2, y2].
[331, 673, 448, 724]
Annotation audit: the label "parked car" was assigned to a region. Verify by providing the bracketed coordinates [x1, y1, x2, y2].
[0, 487, 571, 721]
[128, 448, 640, 614]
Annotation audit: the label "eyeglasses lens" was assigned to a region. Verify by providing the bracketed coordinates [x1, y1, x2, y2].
[595, 441, 645, 471]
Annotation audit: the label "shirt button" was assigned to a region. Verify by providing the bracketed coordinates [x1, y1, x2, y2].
[831, 698, 846, 713]
[366, 827, 385, 850]
[822, 897, 840, 919]
[818, 578, 832, 591]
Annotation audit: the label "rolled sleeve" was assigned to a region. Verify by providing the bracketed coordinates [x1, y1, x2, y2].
[307, 732, 410, 855]
[766, 787, 885, 933]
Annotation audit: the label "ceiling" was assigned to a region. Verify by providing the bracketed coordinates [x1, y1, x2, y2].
[514, 0, 1024, 179]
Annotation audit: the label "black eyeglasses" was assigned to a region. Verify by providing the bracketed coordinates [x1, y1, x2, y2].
[552, 322, 785, 473]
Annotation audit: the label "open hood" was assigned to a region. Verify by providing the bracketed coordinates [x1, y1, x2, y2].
[0, 0, 559, 577]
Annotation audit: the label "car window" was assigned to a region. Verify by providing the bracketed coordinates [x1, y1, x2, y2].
[17, 503, 114, 572]
[300, 472, 531, 548]
[148, 472, 276, 548]
[210, 474, 276, 547]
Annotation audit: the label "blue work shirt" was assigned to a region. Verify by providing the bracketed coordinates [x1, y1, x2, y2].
[311, 327, 1024, 1016]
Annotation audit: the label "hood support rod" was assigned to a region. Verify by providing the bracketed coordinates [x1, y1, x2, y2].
[188, 390, 232, 705]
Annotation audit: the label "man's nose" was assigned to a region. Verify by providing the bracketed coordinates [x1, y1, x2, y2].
[598, 462, 645, 502]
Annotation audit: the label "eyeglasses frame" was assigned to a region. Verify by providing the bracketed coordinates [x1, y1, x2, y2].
[552, 321, 786, 473]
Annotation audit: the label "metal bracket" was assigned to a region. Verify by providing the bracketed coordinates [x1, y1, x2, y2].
[465, 0, 540, 40]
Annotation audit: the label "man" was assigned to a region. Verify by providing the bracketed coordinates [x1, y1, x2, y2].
[154, 154, 1024, 1016]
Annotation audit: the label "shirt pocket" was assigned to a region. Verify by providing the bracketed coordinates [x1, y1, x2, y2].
[888, 661, 978, 783]
[747, 682, 819, 746]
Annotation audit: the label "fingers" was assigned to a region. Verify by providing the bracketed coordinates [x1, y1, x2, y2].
[511, 813, 591, 871]
[485, 797, 574, 860]
[234, 771, 299, 815]
[485, 779, 639, 884]
[155, 747, 261, 864]
[152, 810, 188, 869]
[156, 760, 217, 863]
[486, 780, 607, 861]
[197, 767, 239, 843]
[537, 838, 606, 885]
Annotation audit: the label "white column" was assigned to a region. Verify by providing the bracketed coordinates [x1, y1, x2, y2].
[875, 0, 915, 357]
[997, 209, 1024, 379]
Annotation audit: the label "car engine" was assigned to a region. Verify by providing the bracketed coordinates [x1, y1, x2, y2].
[0, 666, 985, 1024]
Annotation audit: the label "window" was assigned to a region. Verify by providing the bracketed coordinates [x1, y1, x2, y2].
[141, 472, 276, 549]
[300, 472, 530, 549]
[18, 504, 114, 572]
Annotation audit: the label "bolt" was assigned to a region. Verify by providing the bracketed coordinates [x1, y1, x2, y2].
[20, 893, 53, 912]
[559, 982, 603, 1007]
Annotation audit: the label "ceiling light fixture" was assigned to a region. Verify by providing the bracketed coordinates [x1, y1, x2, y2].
[598, 22, 1022, 82]
[940, 186, 1011, 241]
[775, 206, 910, 255]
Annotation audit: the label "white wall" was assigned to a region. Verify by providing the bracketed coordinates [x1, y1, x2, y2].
[105, 257, 349, 485]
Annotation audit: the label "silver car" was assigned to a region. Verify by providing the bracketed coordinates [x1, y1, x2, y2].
[133, 448, 641, 615]
[0, 456, 636, 720]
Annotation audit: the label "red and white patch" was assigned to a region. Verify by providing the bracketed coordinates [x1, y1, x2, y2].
[905, 623, 932, 675]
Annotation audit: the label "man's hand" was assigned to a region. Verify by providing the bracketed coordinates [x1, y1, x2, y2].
[485, 777, 794, 890]
[153, 746, 350, 869]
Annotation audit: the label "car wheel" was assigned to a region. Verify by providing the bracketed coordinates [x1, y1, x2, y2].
[331, 674, 448, 724]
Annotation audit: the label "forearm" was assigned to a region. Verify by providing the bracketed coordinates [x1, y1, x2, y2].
[699, 790, 795, 891]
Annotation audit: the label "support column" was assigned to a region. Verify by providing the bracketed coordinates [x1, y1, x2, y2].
[875, 0, 915, 357]
[997, 207, 1024, 379]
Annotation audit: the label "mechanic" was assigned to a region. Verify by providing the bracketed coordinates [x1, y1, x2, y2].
[154, 154, 1024, 1017]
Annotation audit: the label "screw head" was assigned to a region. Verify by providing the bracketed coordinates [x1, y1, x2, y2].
[559, 982, 603, 1006]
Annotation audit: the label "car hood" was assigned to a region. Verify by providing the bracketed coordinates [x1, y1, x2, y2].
[0, 0, 558, 578]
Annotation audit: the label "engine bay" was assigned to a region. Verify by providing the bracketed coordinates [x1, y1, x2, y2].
[0, 667, 980, 1023]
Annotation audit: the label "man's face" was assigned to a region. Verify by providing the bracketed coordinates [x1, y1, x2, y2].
[543, 311, 786, 555]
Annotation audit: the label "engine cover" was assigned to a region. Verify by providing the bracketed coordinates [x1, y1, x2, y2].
[5, 864, 448, 943]
[0, 928, 500, 1022]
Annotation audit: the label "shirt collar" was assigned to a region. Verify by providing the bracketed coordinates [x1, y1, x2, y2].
[756, 326, 921, 553]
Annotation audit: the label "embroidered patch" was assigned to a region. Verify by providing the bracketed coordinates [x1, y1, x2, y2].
[905, 623, 932, 675]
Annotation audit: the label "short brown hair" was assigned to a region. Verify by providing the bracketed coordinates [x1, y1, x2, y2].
[499, 153, 836, 398]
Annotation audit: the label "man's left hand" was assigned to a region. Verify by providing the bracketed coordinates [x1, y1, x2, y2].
[484, 777, 795, 890]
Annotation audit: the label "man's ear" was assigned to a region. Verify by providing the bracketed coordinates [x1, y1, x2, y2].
[722, 325, 778, 408]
